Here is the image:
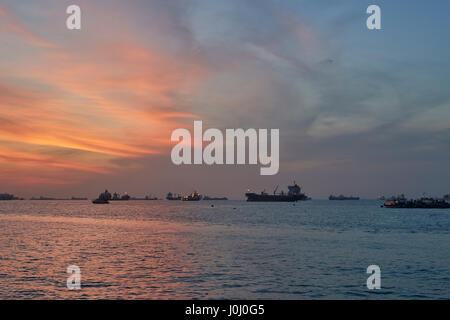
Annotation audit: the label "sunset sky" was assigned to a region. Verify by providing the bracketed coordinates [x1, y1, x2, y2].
[1, 0, 449, 199]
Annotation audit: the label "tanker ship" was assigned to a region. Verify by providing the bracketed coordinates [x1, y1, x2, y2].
[245, 182, 309, 202]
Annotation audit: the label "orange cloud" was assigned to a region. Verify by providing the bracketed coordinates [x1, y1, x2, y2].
[0, 148, 111, 174]
[0, 5, 209, 187]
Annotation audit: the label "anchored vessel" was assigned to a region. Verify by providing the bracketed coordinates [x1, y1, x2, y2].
[71, 197, 88, 200]
[0, 193, 20, 200]
[166, 192, 182, 200]
[329, 194, 360, 200]
[203, 196, 228, 200]
[182, 192, 202, 201]
[245, 182, 309, 202]
[92, 189, 111, 204]
[111, 192, 130, 201]
[382, 195, 450, 209]
[131, 195, 158, 200]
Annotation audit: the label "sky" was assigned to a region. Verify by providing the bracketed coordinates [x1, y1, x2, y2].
[0, 0, 449, 199]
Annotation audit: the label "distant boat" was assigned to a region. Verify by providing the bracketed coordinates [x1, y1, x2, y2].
[329, 195, 360, 200]
[0, 193, 20, 200]
[30, 196, 72, 200]
[182, 192, 202, 201]
[203, 196, 228, 200]
[92, 189, 111, 204]
[377, 196, 386, 201]
[92, 198, 109, 204]
[131, 195, 159, 200]
[245, 182, 309, 202]
[111, 192, 130, 201]
[382, 196, 450, 209]
[72, 197, 88, 200]
[166, 192, 182, 200]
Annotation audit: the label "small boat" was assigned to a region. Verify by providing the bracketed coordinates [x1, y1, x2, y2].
[92, 198, 109, 204]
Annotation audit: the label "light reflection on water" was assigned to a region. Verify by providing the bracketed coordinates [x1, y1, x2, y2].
[0, 200, 449, 299]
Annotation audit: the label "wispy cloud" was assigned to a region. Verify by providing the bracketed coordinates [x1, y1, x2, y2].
[0, 4, 55, 48]
[0, 2, 209, 186]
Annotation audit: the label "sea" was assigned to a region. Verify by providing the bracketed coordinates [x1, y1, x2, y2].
[0, 200, 449, 299]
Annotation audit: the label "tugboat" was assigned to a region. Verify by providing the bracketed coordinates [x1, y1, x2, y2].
[92, 189, 111, 204]
[329, 194, 360, 200]
[245, 182, 309, 202]
[166, 192, 182, 200]
[182, 192, 202, 201]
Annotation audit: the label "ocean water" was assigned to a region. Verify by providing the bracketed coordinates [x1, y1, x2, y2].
[0, 200, 449, 299]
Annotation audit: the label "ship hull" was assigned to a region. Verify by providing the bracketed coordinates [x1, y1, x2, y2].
[245, 193, 308, 202]
[92, 199, 109, 204]
[383, 201, 450, 209]
[329, 195, 360, 200]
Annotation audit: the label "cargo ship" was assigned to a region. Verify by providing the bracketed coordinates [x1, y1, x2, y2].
[329, 194, 360, 200]
[203, 196, 228, 200]
[245, 182, 309, 202]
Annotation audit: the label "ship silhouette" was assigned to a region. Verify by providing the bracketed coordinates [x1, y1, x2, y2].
[329, 194, 360, 200]
[166, 192, 182, 200]
[182, 191, 202, 201]
[245, 182, 309, 202]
